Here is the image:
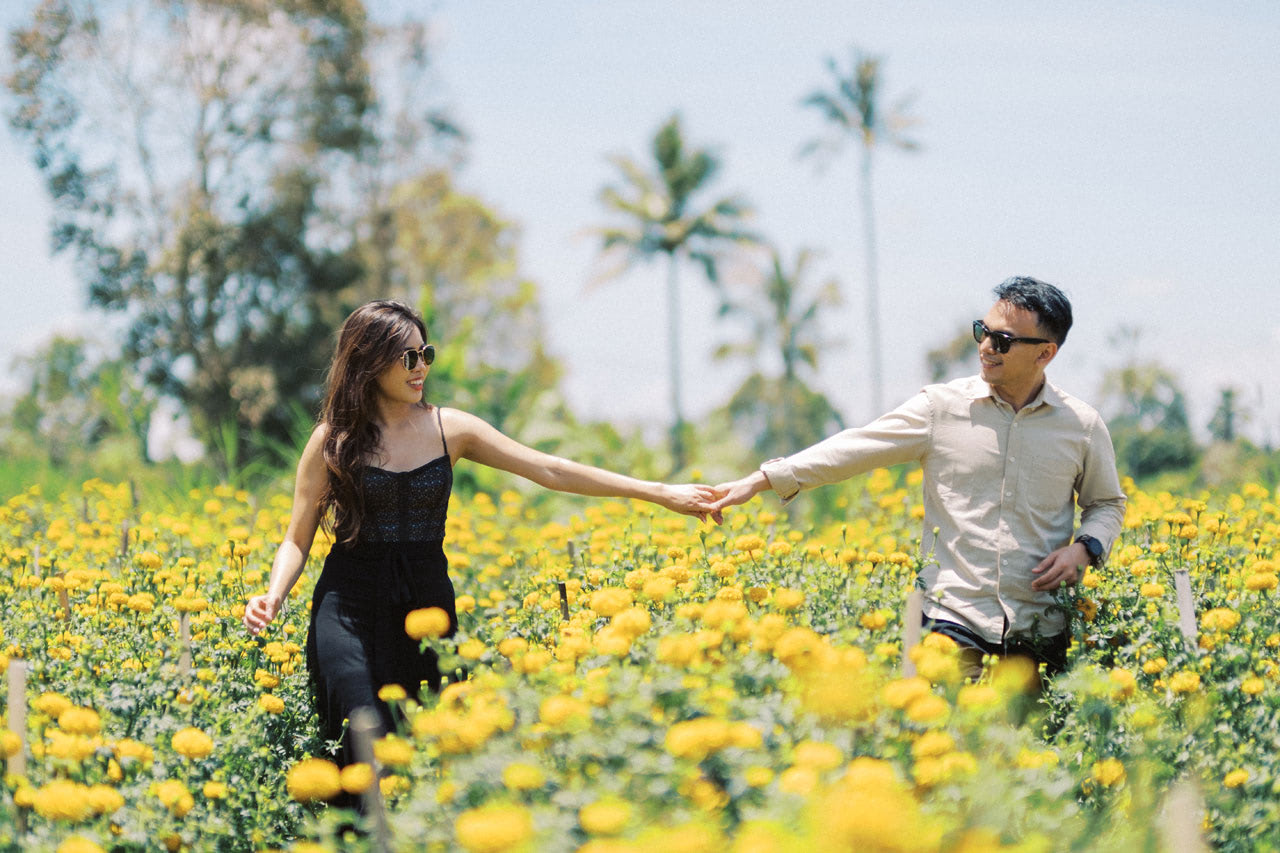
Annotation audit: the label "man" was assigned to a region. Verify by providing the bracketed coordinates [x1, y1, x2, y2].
[709, 276, 1126, 681]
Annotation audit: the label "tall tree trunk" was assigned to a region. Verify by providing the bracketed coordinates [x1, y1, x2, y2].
[666, 252, 687, 472]
[859, 144, 883, 417]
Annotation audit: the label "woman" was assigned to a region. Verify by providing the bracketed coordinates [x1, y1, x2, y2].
[243, 300, 717, 765]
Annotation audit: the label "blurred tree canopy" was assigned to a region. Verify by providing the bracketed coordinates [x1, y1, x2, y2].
[5, 0, 556, 479]
[714, 246, 845, 458]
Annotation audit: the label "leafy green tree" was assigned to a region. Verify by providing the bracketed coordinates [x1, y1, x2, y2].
[596, 113, 754, 472]
[714, 247, 845, 457]
[1208, 387, 1245, 443]
[925, 323, 978, 383]
[1099, 326, 1199, 480]
[6, 335, 153, 467]
[5, 0, 459, 474]
[801, 48, 920, 417]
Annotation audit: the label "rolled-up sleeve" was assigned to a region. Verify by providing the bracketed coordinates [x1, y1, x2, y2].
[1075, 416, 1127, 558]
[760, 392, 933, 503]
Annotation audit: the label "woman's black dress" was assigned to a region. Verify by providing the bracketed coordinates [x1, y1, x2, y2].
[305, 413, 456, 766]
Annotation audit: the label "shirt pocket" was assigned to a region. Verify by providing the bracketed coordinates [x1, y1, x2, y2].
[1019, 450, 1080, 515]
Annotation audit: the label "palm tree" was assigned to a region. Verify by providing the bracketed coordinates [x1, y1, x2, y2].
[596, 114, 754, 471]
[715, 247, 845, 456]
[801, 49, 920, 416]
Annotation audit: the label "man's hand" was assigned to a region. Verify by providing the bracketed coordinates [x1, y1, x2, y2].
[708, 470, 772, 518]
[1031, 542, 1091, 591]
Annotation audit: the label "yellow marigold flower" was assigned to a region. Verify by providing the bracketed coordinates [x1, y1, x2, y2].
[778, 765, 819, 796]
[905, 694, 951, 726]
[911, 731, 955, 760]
[1076, 597, 1099, 621]
[502, 761, 545, 791]
[458, 639, 486, 660]
[859, 610, 888, 630]
[1202, 608, 1241, 631]
[744, 765, 774, 787]
[956, 684, 1000, 710]
[1015, 748, 1060, 770]
[136, 551, 163, 570]
[1241, 677, 1265, 696]
[286, 758, 342, 802]
[57, 707, 101, 736]
[881, 676, 931, 710]
[588, 587, 633, 618]
[456, 594, 477, 613]
[1109, 668, 1137, 699]
[1091, 758, 1126, 787]
[455, 803, 534, 853]
[203, 781, 228, 799]
[171, 727, 214, 760]
[341, 762, 375, 794]
[497, 637, 528, 658]
[155, 779, 195, 816]
[87, 784, 124, 814]
[378, 684, 407, 702]
[253, 669, 280, 690]
[114, 738, 154, 764]
[405, 607, 451, 640]
[1139, 583, 1166, 598]
[1143, 657, 1168, 675]
[611, 606, 652, 638]
[33, 779, 94, 821]
[259, 694, 285, 714]
[1224, 769, 1249, 788]
[539, 694, 590, 729]
[1169, 671, 1201, 694]
[2, 730, 21, 758]
[56, 838, 105, 853]
[580, 797, 631, 836]
[373, 736, 414, 767]
[792, 740, 843, 771]
[34, 692, 73, 718]
[1246, 573, 1278, 592]
[1081, 569, 1100, 589]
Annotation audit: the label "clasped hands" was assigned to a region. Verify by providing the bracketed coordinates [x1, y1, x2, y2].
[661, 470, 772, 524]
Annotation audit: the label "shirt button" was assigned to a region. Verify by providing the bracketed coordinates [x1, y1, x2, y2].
[1009, 456, 1016, 462]
[1005, 491, 1012, 497]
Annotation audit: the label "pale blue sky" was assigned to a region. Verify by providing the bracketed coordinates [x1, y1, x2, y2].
[4, 2, 1279, 444]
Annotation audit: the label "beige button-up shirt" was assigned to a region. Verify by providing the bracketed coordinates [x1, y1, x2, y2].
[761, 375, 1126, 642]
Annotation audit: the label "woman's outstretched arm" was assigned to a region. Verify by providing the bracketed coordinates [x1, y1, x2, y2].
[445, 409, 720, 519]
[244, 424, 328, 634]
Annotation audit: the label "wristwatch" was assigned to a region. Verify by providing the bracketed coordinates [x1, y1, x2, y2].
[1075, 535, 1104, 566]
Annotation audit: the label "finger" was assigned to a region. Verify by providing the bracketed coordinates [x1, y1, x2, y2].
[711, 510, 723, 525]
[1032, 554, 1054, 572]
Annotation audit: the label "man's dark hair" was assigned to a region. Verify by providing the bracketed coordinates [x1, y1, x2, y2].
[993, 276, 1073, 345]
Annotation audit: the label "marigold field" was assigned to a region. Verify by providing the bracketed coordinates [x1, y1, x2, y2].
[2, 471, 1280, 852]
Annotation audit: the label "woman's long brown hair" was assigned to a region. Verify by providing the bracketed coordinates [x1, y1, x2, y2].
[318, 301, 428, 545]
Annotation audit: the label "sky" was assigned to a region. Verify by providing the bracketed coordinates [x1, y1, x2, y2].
[3, 1, 1279, 448]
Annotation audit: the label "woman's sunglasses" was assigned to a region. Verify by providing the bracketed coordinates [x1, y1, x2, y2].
[401, 344, 436, 370]
[972, 320, 1050, 355]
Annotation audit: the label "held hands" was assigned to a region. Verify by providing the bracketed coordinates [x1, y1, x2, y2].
[707, 470, 771, 516]
[243, 593, 283, 636]
[1030, 541, 1091, 591]
[658, 483, 726, 522]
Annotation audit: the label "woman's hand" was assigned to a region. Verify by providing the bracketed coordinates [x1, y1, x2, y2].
[244, 593, 283, 635]
[658, 483, 725, 522]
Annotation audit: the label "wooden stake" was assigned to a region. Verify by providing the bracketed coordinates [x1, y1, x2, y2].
[558, 582, 569, 621]
[902, 590, 924, 677]
[120, 521, 131, 557]
[7, 660, 26, 778]
[55, 572, 71, 621]
[179, 613, 192, 677]
[348, 707, 393, 852]
[1173, 569, 1197, 651]
[1159, 778, 1210, 852]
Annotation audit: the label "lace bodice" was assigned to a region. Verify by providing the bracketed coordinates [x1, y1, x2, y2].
[358, 454, 452, 542]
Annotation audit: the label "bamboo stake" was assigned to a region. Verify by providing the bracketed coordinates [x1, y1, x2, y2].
[178, 612, 192, 677]
[1173, 569, 1197, 652]
[348, 707, 392, 853]
[902, 590, 923, 677]
[7, 660, 26, 778]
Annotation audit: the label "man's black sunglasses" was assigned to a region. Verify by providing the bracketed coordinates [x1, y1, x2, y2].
[972, 320, 1050, 355]
[401, 344, 435, 370]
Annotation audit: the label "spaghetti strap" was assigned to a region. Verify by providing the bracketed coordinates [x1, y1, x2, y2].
[435, 405, 449, 458]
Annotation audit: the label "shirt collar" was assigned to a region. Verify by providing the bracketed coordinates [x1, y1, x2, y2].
[966, 375, 1065, 410]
